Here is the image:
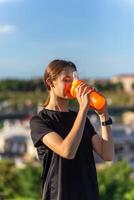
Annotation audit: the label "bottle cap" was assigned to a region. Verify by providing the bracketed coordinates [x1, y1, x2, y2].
[73, 71, 79, 81]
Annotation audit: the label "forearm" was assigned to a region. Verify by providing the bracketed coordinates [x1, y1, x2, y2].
[61, 108, 87, 159]
[99, 112, 114, 161]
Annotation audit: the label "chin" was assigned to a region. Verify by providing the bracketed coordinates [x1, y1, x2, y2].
[64, 95, 73, 100]
[64, 93, 74, 99]
[63, 96, 69, 100]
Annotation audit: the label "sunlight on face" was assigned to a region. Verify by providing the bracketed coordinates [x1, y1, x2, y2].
[52, 67, 77, 99]
[59, 67, 76, 83]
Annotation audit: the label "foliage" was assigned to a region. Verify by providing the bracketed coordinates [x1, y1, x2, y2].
[17, 164, 42, 199]
[0, 159, 21, 199]
[0, 79, 124, 93]
[132, 82, 134, 90]
[0, 160, 41, 199]
[0, 79, 45, 92]
[0, 79, 134, 109]
[0, 157, 134, 200]
[97, 161, 134, 200]
[93, 81, 124, 92]
[0, 121, 4, 129]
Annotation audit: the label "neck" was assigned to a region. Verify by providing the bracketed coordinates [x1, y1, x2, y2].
[45, 94, 69, 112]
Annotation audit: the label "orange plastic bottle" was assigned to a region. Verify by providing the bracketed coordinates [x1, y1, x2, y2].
[65, 71, 106, 111]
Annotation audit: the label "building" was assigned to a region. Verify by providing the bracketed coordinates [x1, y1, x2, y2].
[0, 119, 37, 162]
[112, 123, 134, 167]
[111, 74, 134, 93]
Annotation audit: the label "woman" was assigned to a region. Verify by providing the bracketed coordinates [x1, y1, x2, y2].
[30, 59, 114, 200]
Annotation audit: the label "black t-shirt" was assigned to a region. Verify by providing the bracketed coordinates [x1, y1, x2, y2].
[30, 108, 100, 200]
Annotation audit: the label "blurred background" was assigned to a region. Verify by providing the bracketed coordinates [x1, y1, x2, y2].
[0, 0, 134, 199]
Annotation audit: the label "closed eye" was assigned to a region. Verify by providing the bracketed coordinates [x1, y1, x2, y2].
[63, 76, 73, 82]
[64, 79, 71, 82]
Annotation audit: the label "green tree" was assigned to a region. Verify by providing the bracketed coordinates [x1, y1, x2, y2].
[17, 164, 41, 199]
[93, 81, 124, 92]
[0, 79, 45, 92]
[0, 160, 21, 199]
[132, 82, 134, 90]
[97, 161, 134, 200]
[0, 160, 41, 199]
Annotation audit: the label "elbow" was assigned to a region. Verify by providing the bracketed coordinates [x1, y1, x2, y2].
[64, 155, 75, 160]
[102, 154, 114, 162]
[102, 145, 115, 161]
[61, 149, 75, 160]
[60, 143, 77, 160]
[103, 157, 113, 162]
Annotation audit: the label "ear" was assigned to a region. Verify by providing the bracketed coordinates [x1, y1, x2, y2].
[46, 78, 55, 88]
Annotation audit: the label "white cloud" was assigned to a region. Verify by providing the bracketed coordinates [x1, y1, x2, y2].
[114, 0, 134, 7]
[0, 0, 8, 3]
[122, 0, 134, 6]
[0, 0, 20, 4]
[124, 0, 134, 3]
[107, 0, 134, 8]
[0, 24, 16, 34]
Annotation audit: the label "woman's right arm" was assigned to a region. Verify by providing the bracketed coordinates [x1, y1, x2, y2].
[42, 83, 91, 159]
[42, 107, 87, 159]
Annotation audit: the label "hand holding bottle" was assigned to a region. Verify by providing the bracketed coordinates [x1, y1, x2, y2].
[65, 71, 107, 112]
[74, 82, 95, 112]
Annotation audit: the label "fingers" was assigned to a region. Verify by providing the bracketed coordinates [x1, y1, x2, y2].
[75, 82, 86, 96]
[75, 83, 95, 97]
[81, 85, 91, 96]
[85, 87, 94, 95]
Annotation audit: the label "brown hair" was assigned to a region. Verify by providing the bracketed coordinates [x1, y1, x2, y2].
[43, 59, 77, 107]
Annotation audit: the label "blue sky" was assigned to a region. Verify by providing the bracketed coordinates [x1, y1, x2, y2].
[0, 0, 134, 79]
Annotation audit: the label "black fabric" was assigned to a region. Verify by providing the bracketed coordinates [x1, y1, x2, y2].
[30, 108, 100, 200]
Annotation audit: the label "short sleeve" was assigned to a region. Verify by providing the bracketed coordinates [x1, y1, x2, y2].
[86, 117, 97, 138]
[30, 115, 54, 147]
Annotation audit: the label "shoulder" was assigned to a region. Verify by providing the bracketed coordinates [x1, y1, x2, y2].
[30, 109, 50, 127]
[30, 110, 54, 147]
[30, 115, 40, 126]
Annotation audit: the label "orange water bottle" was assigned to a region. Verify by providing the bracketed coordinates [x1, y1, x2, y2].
[65, 71, 106, 111]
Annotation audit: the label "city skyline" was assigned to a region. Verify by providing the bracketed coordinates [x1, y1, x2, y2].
[0, 0, 134, 79]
